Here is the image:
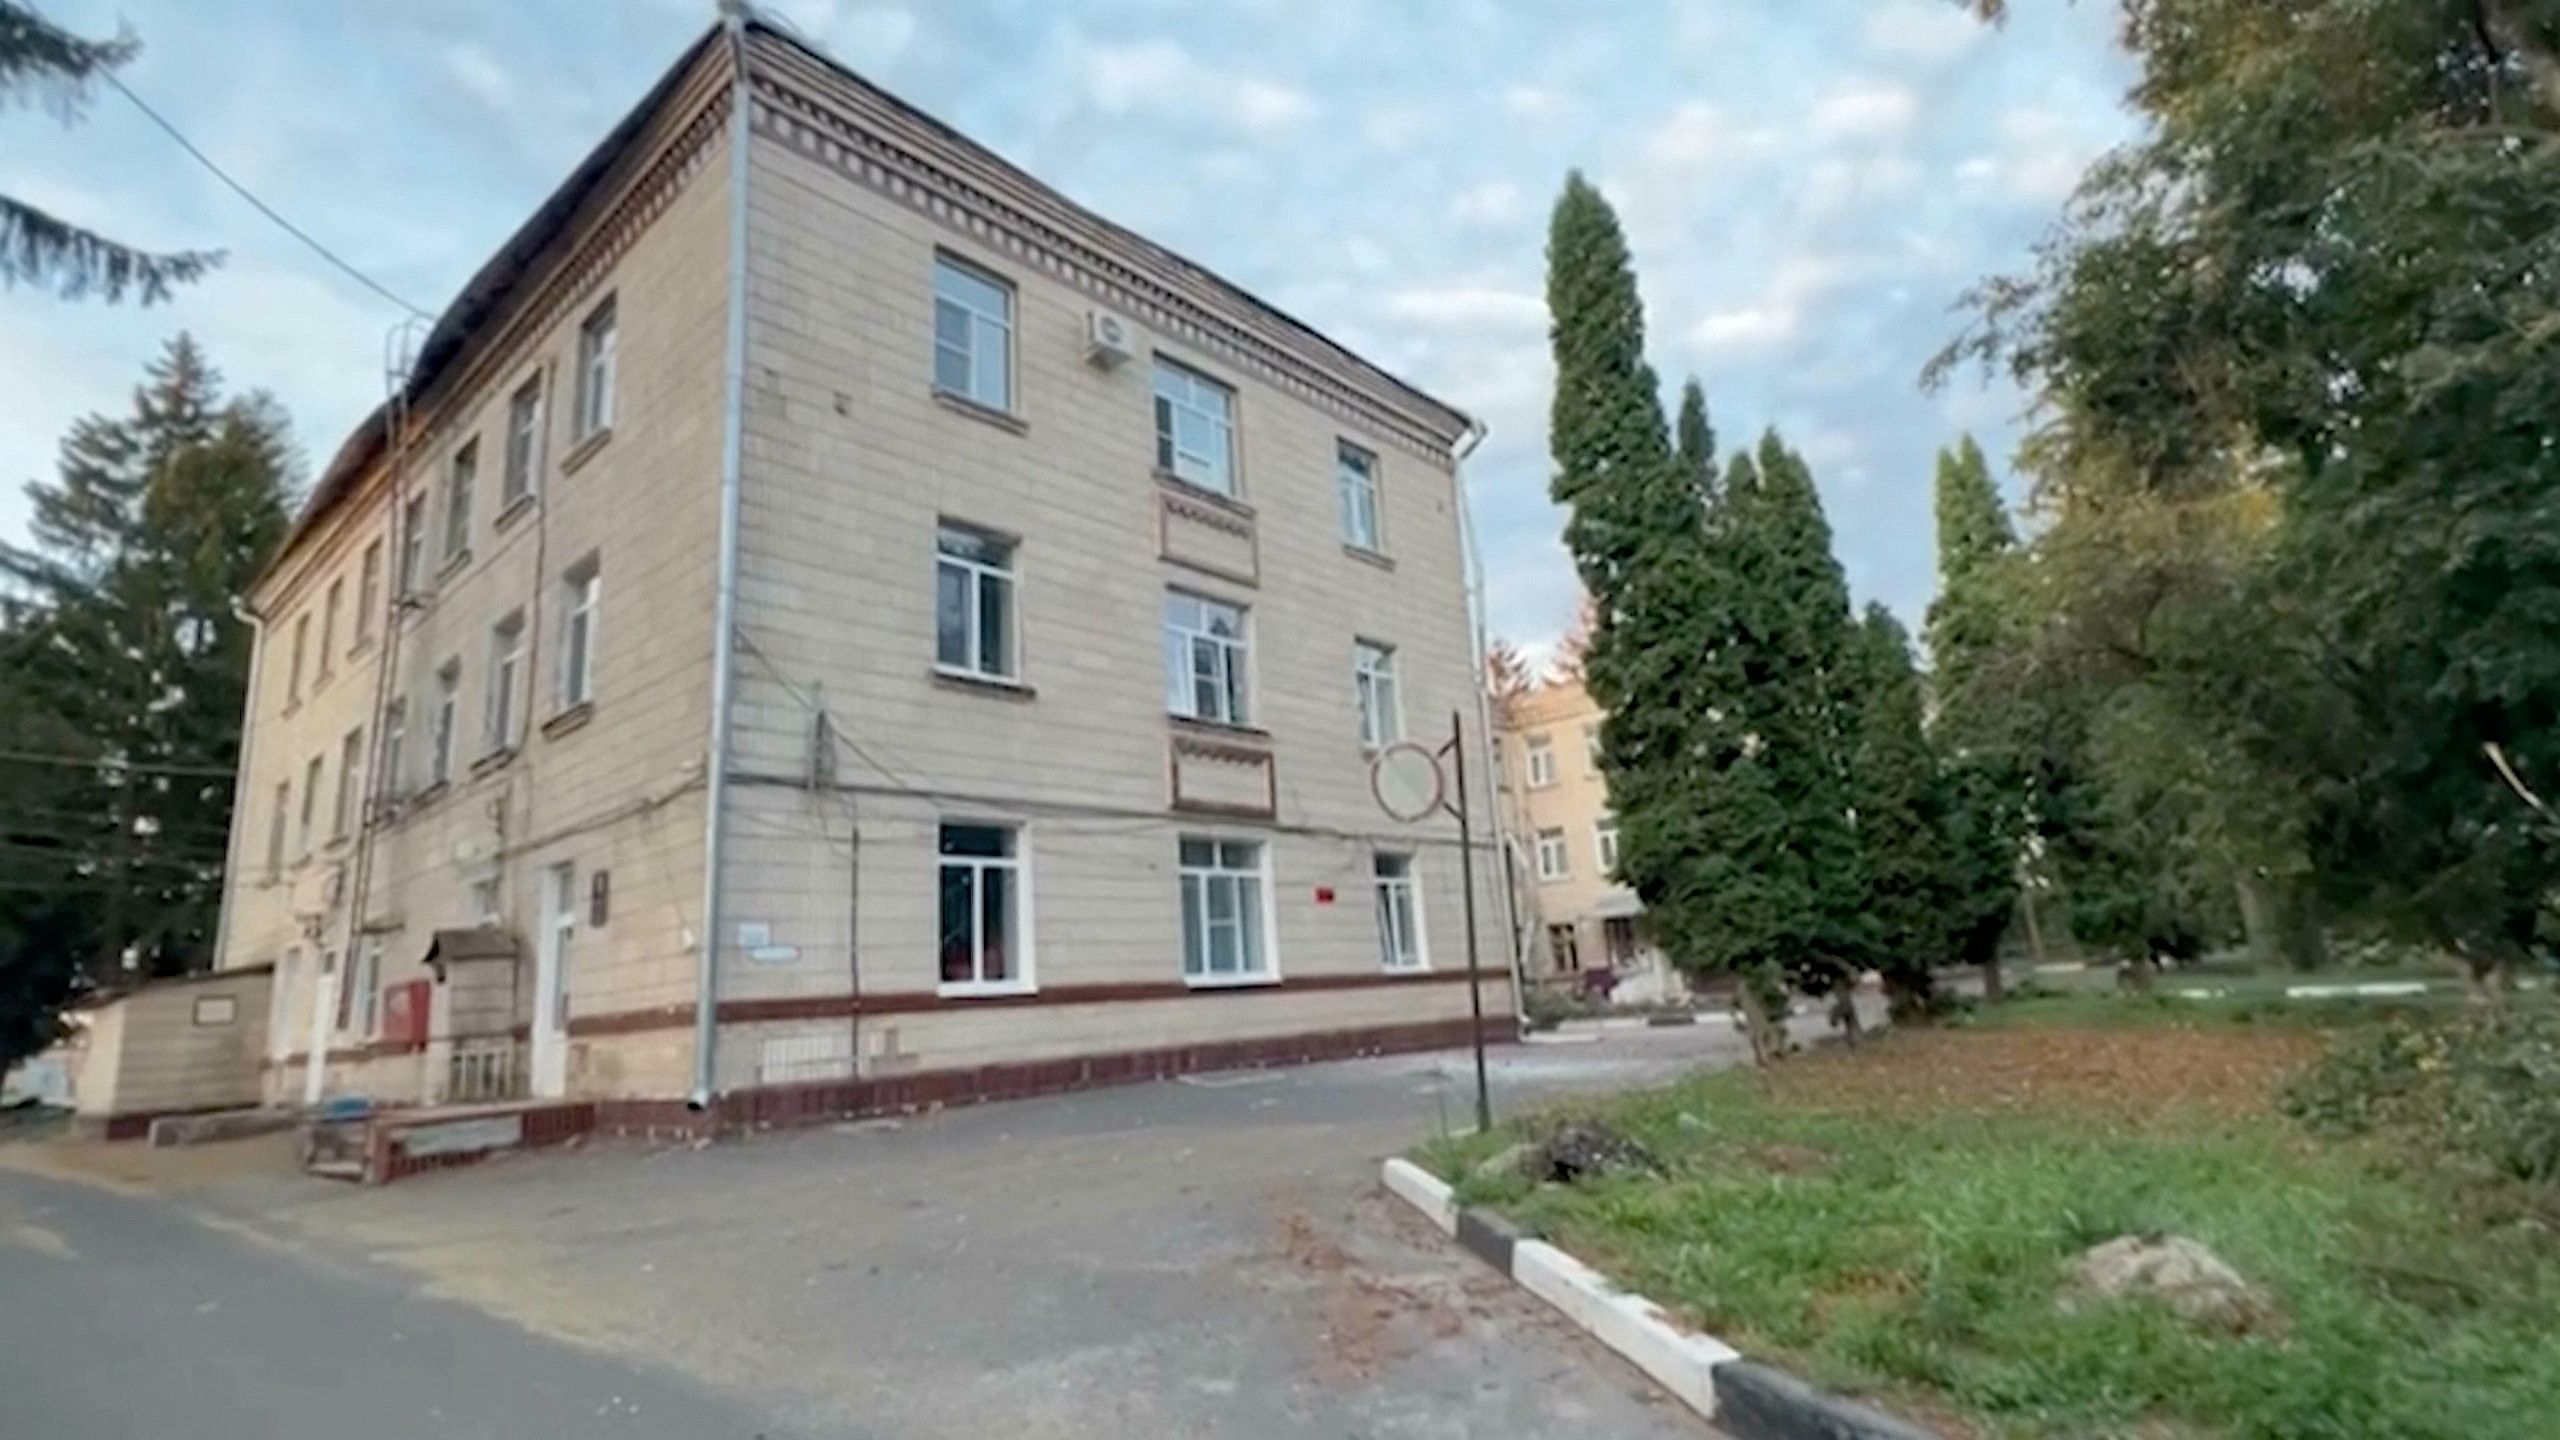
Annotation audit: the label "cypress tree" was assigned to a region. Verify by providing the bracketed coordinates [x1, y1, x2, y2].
[1848, 603, 1958, 1017]
[1923, 435, 2026, 997]
[1674, 377, 1714, 496]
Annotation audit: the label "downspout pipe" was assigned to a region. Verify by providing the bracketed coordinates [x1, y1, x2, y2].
[1449, 418, 1528, 1032]
[692, 0, 755, 1111]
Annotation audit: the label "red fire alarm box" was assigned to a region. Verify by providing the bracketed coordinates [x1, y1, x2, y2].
[1314, 886, 1336, 905]
[378, 979, 432, 1048]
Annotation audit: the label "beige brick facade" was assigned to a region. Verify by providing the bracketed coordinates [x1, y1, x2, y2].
[210, 23, 1507, 1116]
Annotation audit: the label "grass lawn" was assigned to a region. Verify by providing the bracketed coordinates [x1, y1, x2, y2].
[1419, 996, 2560, 1439]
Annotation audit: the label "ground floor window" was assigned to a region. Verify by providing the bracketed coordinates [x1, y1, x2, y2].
[1180, 836, 1269, 982]
[1548, 921, 1582, 972]
[939, 823, 1024, 991]
[1604, 916, 1639, 967]
[1374, 852, 1423, 970]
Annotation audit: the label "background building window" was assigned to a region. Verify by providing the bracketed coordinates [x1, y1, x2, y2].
[931, 256, 1013, 411]
[504, 376, 543, 505]
[1595, 816, 1620, 874]
[332, 727, 363, 838]
[319, 579, 341, 679]
[1535, 826, 1569, 882]
[934, 526, 1015, 680]
[1163, 591, 1247, 725]
[559, 560, 600, 708]
[266, 781, 288, 875]
[1373, 852, 1422, 971]
[938, 823, 1024, 992]
[444, 440, 476, 560]
[299, 754, 323, 855]
[1179, 837, 1268, 982]
[576, 297, 617, 440]
[380, 699, 406, 804]
[356, 539, 382, 645]
[1337, 442, 1380, 550]
[1354, 640, 1400, 748]
[1152, 358, 1236, 494]
[399, 492, 429, 592]
[287, 613, 308, 702]
[1526, 734, 1557, 787]
[1584, 723, 1602, 773]
[1548, 922, 1582, 971]
[485, 611, 525, 750]
[431, 660, 460, 785]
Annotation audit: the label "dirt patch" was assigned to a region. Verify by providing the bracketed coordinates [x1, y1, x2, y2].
[1269, 1201, 1487, 1385]
[1762, 1022, 2324, 1122]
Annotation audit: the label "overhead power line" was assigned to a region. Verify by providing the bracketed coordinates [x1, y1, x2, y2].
[0, 746, 240, 778]
[95, 69, 432, 319]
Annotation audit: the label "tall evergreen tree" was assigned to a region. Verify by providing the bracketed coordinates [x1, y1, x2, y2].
[1923, 436, 2026, 997]
[0, 3, 216, 303]
[1847, 604, 1959, 1017]
[1674, 377, 1715, 496]
[0, 336, 291, 1065]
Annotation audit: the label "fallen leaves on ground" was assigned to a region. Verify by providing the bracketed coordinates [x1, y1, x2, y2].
[1761, 1021, 2325, 1123]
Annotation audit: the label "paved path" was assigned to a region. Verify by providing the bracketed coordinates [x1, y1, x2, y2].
[7, 1014, 1862, 1437]
[0, 1167, 794, 1439]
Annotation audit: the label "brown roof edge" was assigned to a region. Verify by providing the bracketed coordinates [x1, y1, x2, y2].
[79, 961, 280, 1008]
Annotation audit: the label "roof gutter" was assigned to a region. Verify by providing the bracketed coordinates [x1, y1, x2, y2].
[691, 0, 756, 1111]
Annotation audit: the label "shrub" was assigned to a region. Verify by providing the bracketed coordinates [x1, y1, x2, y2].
[2284, 1006, 2560, 1183]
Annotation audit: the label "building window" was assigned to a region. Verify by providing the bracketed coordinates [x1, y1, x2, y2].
[287, 613, 309, 702]
[471, 874, 502, 925]
[1605, 916, 1639, 967]
[931, 255, 1013, 411]
[1163, 591, 1248, 726]
[1548, 922, 1582, 972]
[934, 525, 1015, 681]
[485, 610, 525, 751]
[1374, 852, 1423, 971]
[381, 699, 406, 804]
[300, 754, 323, 855]
[1152, 358, 1236, 494]
[1353, 640, 1401, 748]
[319, 579, 341, 679]
[431, 660, 460, 786]
[1535, 826, 1569, 882]
[1526, 733, 1557, 788]
[1337, 442, 1381, 551]
[347, 938, 382, 1036]
[576, 297, 617, 440]
[1179, 837, 1270, 983]
[192, 995, 238, 1026]
[1595, 816, 1620, 874]
[266, 780, 289, 876]
[502, 376, 543, 507]
[356, 539, 382, 646]
[444, 440, 476, 561]
[938, 823, 1026, 993]
[333, 728, 363, 839]
[399, 491, 429, 594]
[558, 558, 600, 709]
[1584, 723, 1602, 774]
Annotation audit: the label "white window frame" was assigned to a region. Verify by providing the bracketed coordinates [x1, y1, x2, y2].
[558, 559, 600, 709]
[1163, 591, 1249, 726]
[1595, 816, 1620, 875]
[1152, 357, 1237, 495]
[332, 727, 363, 839]
[443, 440, 476, 562]
[936, 820, 1035, 997]
[430, 660, 460, 786]
[1526, 733, 1557, 788]
[576, 297, 617, 441]
[1535, 826, 1569, 883]
[485, 611, 525, 752]
[381, 698, 406, 805]
[1179, 836, 1276, 986]
[1373, 851, 1426, 972]
[356, 539, 382, 646]
[470, 873, 502, 926]
[504, 375, 544, 506]
[934, 525, 1017, 683]
[931, 254, 1015, 412]
[1337, 441, 1381, 551]
[1353, 639, 1402, 749]
[345, 937, 381, 1038]
[399, 491, 430, 594]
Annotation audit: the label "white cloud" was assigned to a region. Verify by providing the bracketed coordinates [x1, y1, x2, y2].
[1502, 85, 1566, 122]
[1361, 103, 1434, 152]
[1952, 106, 2102, 204]
[1644, 102, 1733, 166]
[1341, 235, 1391, 275]
[1688, 256, 1851, 353]
[836, 6, 917, 69]
[1074, 37, 1316, 138]
[441, 43, 513, 110]
[1386, 285, 1547, 332]
[1859, 0, 1985, 63]
[1448, 179, 1527, 229]
[767, 0, 842, 40]
[1809, 83, 1919, 141]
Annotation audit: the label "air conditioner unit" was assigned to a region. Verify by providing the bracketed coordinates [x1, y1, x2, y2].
[1086, 308, 1136, 368]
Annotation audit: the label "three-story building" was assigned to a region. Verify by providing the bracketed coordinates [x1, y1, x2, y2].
[212, 13, 1506, 1124]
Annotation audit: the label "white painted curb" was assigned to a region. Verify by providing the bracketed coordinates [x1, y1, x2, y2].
[1380, 1156, 1458, 1236]
[1513, 1238, 1740, 1418]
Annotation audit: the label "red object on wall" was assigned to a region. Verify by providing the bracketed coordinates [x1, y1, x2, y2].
[378, 980, 431, 1048]
[1313, 886, 1336, 905]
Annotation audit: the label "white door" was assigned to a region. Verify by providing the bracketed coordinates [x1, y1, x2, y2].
[302, 960, 335, 1107]
[531, 863, 573, 1097]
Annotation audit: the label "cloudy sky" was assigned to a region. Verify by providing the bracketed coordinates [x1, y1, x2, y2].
[3, 0, 2135, 665]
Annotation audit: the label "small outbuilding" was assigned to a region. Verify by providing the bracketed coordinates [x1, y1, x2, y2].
[49, 965, 276, 1139]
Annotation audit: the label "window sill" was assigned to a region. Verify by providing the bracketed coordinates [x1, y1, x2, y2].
[541, 701, 596, 740]
[409, 780, 451, 812]
[437, 548, 472, 580]
[1185, 973, 1281, 991]
[493, 493, 537, 534]
[349, 638, 375, 662]
[931, 666, 1035, 701]
[931, 387, 1029, 435]
[1343, 543, 1395, 572]
[469, 746, 517, 778]
[937, 980, 1038, 1001]
[1154, 471, 1252, 518]
[1169, 713, 1270, 743]
[561, 427, 611, 476]
[1380, 964, 1433, 977]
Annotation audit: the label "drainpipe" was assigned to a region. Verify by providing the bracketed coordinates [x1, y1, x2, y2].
[1449, 417, 1527, 1032]
[692, 0, 755, 1111]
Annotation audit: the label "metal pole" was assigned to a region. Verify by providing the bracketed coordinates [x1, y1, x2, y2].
[1449, 709, 1492, 1133]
